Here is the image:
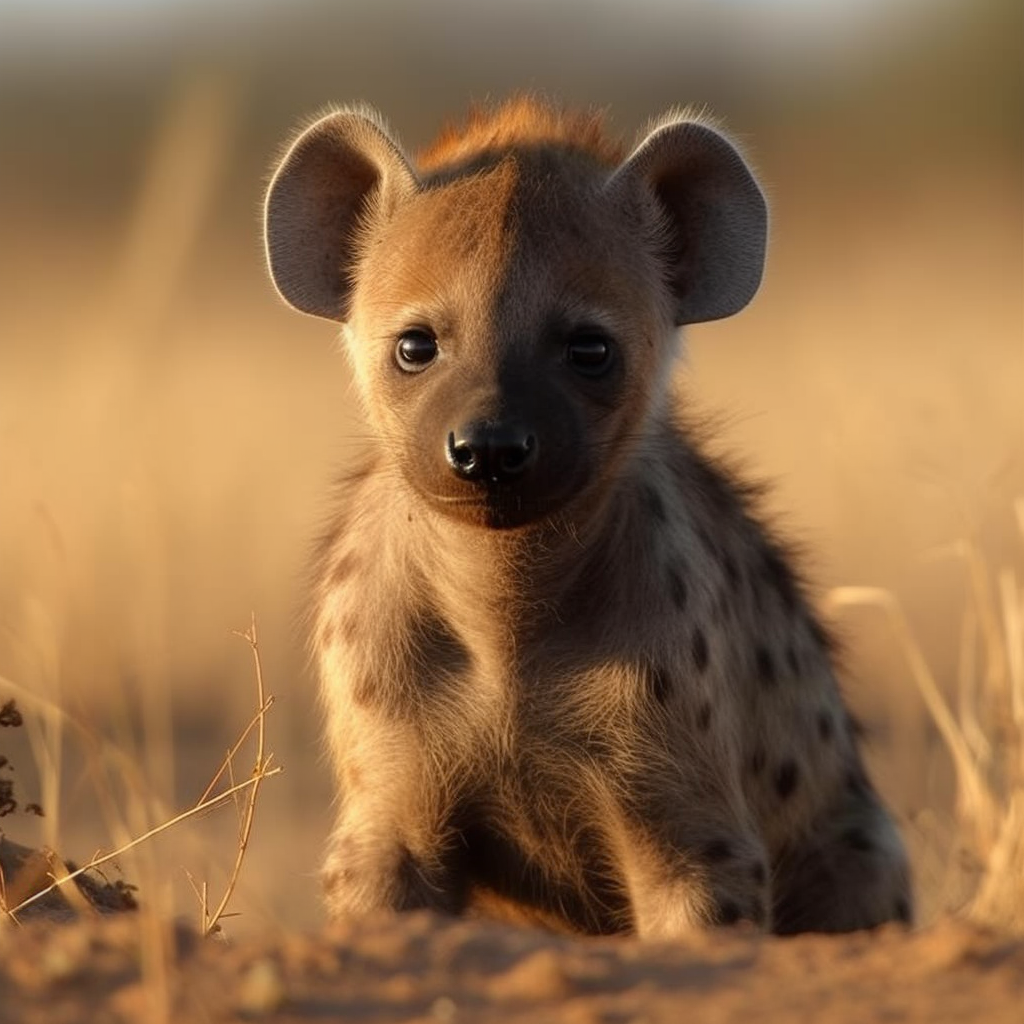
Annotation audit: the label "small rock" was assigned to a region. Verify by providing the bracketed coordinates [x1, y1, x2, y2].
[238, 956, 287, 1015]
[489, 948, 573, 1001]
[39, 925, 93, 984]
[431, 995, 458, 1022]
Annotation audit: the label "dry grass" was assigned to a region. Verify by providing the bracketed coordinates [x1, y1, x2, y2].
[0, 615, 280, 931]
[825, 497, 1024, 933]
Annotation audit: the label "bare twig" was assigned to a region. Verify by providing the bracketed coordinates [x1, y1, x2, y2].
[187, 613, 275, 936]
[196, 695, 276, 808]
[9, 766, 279, 919]
[196, 613, 271, 935]
[183, 868, 210, 927]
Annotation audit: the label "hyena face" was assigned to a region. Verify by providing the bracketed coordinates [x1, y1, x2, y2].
[265, 106, 766, 529]
[349, 157, 650, 529]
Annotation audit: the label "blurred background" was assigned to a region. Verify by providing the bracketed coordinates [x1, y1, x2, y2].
[1, 0, 1021, 933]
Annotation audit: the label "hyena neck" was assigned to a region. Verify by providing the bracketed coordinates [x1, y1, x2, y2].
[412, 438, 671, 655]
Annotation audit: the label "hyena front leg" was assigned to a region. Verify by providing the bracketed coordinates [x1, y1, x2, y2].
[321, 748, 464, 920]
[770, 766, 913, 934]
[609, 800, 772, 937]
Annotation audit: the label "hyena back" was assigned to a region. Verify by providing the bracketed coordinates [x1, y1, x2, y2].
[263, 98, 912, 936]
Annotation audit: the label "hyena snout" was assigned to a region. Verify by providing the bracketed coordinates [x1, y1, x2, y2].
[445, 420, 539, 484]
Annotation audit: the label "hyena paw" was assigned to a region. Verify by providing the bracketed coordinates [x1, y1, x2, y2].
[632, 839, 772, 937]
[322, 834, 459, 919]
[771, 799, 912, 934]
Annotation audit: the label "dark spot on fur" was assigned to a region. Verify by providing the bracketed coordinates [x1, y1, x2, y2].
[845, 711, 867, 739]
[817, 711, 835, 742]
[412, 608, 470, 672]
[774, 759, 799, 800]
[842, 826, 874, 852]
[343, 762, 363, 791]
[648, 664, 673, 705]
[755, 646, 776, 687]
[703, 839, 733, 862]
[696, 701, 713, 731]
[356, 607, 469, 712]
[786, 645, 800, 676]
[331, 554, 357, 585]
[644, 485, 667, 523]
[716, 899, 742, 926]
[762, 546, 798, 612]
[748, 748, 767, 775]
[751, 861, 767, 886]
[668, 568, 688, 611]
[894, 897, 912, 923]
[749, 898, 768, 925]
[692, 628, 709, 672]
[352, 673, 377, 707]
[845, 765, 873, 799]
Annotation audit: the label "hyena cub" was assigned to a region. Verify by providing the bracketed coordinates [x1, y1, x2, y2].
[264, 98, 912, 936]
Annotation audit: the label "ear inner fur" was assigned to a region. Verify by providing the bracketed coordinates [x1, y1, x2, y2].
[264, 109, 419, 321]
[608, 120, 768, 325]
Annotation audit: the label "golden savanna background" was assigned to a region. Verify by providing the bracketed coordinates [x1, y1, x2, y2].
[1, 0, 1021, 935]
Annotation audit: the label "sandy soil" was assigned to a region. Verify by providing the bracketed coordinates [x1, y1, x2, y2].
[1, 909, 1020, 1024]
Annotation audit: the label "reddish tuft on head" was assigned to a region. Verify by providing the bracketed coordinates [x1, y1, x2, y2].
[415, 96, 627, 173]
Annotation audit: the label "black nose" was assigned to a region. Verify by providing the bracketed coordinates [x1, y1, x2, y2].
[446, 421, 538, 482]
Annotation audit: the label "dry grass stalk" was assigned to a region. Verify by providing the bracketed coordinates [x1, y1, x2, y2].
[187, 613, 274, 937]
[825, 504, 1024, 933]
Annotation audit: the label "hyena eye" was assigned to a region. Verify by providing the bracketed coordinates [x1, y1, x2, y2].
[395, 329, 438, 372]
[565, 329, 614, 377]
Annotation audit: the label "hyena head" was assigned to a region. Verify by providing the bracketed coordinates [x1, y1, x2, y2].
[264, 100, 767, 530]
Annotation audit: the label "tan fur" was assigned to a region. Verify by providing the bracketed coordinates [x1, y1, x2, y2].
[416, 97, 627, 172]
[265, 97, 912, 937]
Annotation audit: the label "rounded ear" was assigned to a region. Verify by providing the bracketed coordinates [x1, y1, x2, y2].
[608, 117, 767, 325]
[264, 108, 418, 321]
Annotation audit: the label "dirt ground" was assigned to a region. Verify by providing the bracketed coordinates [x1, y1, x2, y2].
[1, 909, 1021, 1024]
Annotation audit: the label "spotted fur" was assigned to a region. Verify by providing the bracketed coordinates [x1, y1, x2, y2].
[264, 97, 912, 937]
